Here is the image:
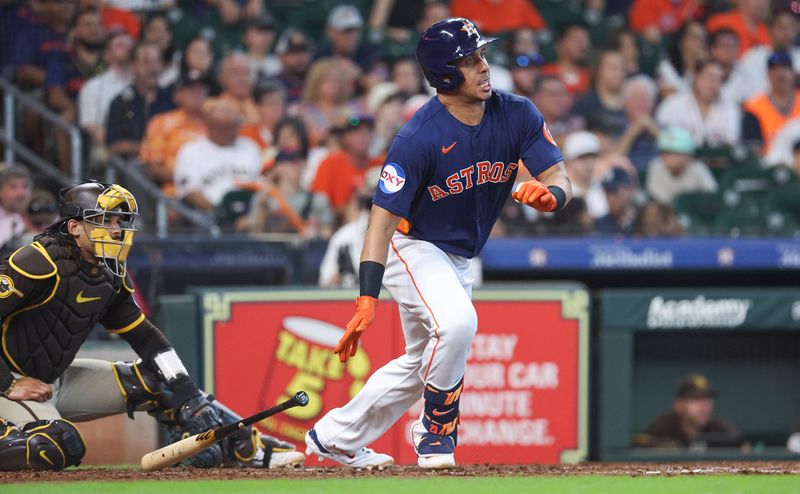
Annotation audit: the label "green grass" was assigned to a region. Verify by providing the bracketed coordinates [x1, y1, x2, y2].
[3, 476, 800, 494]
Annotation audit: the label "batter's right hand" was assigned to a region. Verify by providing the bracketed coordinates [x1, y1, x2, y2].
[6, 376, 53, 402]
[335, 296, 377, 363]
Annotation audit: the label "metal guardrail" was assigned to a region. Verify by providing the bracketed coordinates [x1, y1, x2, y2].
[1, 76, 218, 237]
[0, 76, 81, 183]
[105, 154, 219, 238]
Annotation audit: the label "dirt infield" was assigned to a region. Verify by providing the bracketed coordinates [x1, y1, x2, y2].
[2, 462, 800, 483]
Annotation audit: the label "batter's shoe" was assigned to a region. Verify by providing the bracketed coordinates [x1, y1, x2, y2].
[410, 420, 456, 469]
[304, 428, 394, 469]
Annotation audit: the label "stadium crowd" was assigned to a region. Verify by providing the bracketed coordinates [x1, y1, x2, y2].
[0, 0, 799, 255]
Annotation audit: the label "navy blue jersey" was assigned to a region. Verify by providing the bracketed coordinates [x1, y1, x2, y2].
[373, 90, 563, 258]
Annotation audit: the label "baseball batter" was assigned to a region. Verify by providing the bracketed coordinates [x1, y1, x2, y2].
[306, 17, 572, 469]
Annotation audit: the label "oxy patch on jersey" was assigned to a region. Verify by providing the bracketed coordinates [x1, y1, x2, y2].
[379, 163, 406, 194]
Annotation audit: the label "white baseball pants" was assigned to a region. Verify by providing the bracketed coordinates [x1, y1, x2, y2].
[313, 232, 477, 451]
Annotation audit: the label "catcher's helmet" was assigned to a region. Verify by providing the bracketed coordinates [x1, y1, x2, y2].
[58, 181, 138, 277]
[415, 18, 496, 91]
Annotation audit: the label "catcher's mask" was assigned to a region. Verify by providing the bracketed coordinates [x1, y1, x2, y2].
[57, 182, 138, 277]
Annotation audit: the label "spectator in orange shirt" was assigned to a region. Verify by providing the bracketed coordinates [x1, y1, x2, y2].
[312, 115, 382, 220]
[450, 0, 546, 35]
[139, 72, 210, 195]
[209, 52, 259, 124]
[742, 51, 800, 153]
[540, 24, 591, 98]
[706, 0, 770, 57]
[628, 0, 702, 43]
[79, 0, 141, 39]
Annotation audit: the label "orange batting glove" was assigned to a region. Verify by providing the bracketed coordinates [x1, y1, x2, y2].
[512, 180, 557, 212]
[334, 296, 377, 363]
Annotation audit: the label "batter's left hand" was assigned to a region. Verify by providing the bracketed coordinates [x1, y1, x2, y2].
[335, 296, 377, 363]
[512, 179, 557, 212]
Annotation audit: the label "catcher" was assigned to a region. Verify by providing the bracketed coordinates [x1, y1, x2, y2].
[0, 181, 304, 471]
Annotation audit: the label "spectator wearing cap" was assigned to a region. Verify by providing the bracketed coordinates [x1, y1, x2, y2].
[241, 150, 334, 238]
[269, 29, 314, 106]
[25, 188, 59, 234]
[634, 374, 740, 449]
[570, 50, 628, 139]
[615, 75, 661, 173]
[540, 24, 591, 98]
[656, 60, 741, 147]
[209, 52, 259, 125]
[742, 51, 800, 154]
[139, 72, 210, 196]
[562, 131, 608, 219]
[706, 0, 769, 58]
[241, 14, 280, 83]
[106, 42, 175, 159]
[174, 99, 261, 212]
[531, 76, 581, 147]
[510, 53, 543, 100]
[78, 31, 135, 149]
[594, 167, 637, 236]
[728, 11, 800, 104]
[316, 4, 378, 72]
[311, 115, 383, 220]
[0, 165, 33, 256]
[646, 126, 717, 206]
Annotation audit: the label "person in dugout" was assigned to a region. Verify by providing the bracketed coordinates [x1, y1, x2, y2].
[0, 181, 304, 471]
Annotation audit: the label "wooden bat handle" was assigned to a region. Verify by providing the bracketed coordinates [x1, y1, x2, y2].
[141, 391, 309, 471]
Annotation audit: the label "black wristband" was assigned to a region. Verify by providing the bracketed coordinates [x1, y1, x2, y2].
[547, 185, 568, 211]
[171, 375, 202, 408]
[359, 261, 385, 298]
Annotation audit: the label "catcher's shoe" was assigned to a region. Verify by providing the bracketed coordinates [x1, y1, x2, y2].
[410, 420, 456, 469]
[304, 428, 394, 469]
[267, 450, 306, 468]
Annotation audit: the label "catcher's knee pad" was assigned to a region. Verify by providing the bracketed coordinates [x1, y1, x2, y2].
[422, 378, 464, 445]
[0, 419, 86, 471]
[112, 359, 166, 418]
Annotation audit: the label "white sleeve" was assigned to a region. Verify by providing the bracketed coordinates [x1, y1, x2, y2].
[78, 80, 99, 128]
[318, 236, 340, 287]
[173, 142, 201, 199]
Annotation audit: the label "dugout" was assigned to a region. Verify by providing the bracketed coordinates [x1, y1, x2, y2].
[597, 288, 800, 461]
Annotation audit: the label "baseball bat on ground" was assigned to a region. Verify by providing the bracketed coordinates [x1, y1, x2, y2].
[141, 391, 309, 471]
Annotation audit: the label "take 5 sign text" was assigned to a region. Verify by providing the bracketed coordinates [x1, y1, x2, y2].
[202, 287, 588, 464]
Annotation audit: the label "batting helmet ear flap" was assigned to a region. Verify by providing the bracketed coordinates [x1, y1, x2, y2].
[416, 17, 496, 91]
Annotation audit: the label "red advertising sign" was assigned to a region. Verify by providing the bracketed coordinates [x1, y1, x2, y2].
[204, 288, 588, 464]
